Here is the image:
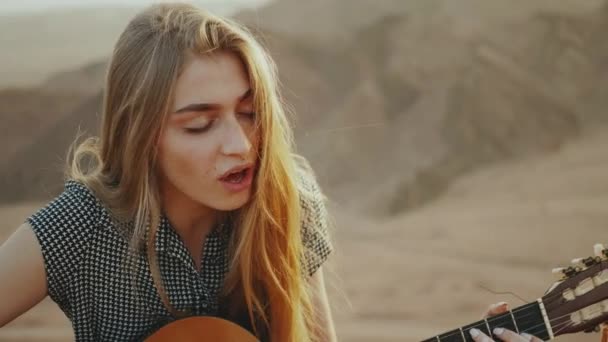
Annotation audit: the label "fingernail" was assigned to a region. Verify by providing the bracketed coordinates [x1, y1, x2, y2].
[470, 328, 480, 337]
[493, 327, 505, 335]
[521, 333, 534, 341]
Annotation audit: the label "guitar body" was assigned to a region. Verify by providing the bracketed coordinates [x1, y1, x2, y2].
[144, 316, 259, 342]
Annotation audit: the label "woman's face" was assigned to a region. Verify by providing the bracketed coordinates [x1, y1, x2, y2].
[157, 51, 260, 212]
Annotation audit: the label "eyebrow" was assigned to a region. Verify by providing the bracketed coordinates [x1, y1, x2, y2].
[174, 88, 252, 114]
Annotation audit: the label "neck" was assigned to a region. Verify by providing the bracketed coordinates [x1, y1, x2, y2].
[159, 182, 219, 241]
[421, 300, 552, 342]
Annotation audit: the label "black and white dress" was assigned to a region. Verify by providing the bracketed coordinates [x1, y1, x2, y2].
[26, 171, 333, 341]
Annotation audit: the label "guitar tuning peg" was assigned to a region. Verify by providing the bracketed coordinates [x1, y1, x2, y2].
[571, 257, 585, 265]
[553, 266, 579, 278]
[583, 325, 602, 333]
[594, 244, 606, 258]
[552, 267, 567, 279]
[564, 266, 580, 277]
[582, 256, 602, 267]
[571, 257, 598, 270]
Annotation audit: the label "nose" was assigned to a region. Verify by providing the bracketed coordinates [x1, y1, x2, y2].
[220, 115, 253, 157]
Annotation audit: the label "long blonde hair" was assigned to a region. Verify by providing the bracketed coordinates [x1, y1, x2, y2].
[67, 3, 317, 341]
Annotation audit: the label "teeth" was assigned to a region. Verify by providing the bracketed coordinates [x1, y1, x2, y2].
[226, 169, 246, 183]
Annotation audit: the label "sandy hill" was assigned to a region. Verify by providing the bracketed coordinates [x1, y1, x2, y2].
[236, 0, 604, 42]
[2, 113, 606, 342]
[2, 2, 608, 341]
[1, 0, 608, 217]
[0, 7, 136, 89]
[0, 1, 266, 89]
[242, 0, 608, 216]
[0, 92, 103, 202]
[327, 125, 608, 342]
[0, 61, 106, 166]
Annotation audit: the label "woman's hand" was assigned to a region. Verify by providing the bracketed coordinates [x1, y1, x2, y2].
[469, 302, 544, 342]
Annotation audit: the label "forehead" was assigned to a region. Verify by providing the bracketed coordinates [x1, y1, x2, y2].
[173, 51, 251, 105]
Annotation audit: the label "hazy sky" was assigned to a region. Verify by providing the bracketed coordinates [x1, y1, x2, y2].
[0, 0, 270, 14]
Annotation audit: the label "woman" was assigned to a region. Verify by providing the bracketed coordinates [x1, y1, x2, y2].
[0, 3, 541, 342]
[0, 3, 334, 341]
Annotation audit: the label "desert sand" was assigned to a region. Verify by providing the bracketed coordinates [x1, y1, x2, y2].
[2, 0, 608, 341]
[326, 125, 608, 341]
[2, 127, 606, 341]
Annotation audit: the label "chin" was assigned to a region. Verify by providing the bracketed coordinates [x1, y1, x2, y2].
[212, 192, 252, 211]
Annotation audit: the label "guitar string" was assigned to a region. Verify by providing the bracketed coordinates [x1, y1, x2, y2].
[511, 303, 608, 338]
[433, 270, 608, 341]
[433, 304, 605, 341]
[428, 255, 608, 340]
[433, 310, 572, 341]
[430, 306, 540, 340]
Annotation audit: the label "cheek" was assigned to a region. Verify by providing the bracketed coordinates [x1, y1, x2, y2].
[247, 128, 261, 151]
[159, 130, 217, 179]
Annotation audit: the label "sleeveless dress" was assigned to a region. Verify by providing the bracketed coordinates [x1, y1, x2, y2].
[25, 171, 333, 341]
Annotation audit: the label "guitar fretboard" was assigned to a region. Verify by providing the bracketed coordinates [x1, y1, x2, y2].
[421, 301, 551, 341]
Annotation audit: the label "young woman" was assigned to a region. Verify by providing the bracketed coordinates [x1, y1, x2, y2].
[0, 3, 543, 342]
[0, 3, 335, 341]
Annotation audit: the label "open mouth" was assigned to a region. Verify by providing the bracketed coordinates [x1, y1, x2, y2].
[221, 167, 250, 183]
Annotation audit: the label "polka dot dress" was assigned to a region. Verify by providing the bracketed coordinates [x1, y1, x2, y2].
[25, 171, 333, 341]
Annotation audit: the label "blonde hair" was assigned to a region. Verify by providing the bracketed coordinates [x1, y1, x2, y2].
[67, 3, 318, 341]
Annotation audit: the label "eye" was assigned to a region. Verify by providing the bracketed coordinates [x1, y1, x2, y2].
[184, 122, 213, 134]
[185, 126, 210, 134]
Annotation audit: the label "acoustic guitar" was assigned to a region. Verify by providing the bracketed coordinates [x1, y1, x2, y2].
[145, 315, 259, 342]
[144, 244, 608, 342]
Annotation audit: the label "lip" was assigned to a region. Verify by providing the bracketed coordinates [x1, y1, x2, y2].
[219, 164, 254, 192]
[218, 162, 254, 180]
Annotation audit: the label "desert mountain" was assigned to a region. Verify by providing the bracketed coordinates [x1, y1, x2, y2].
[0, 1, 267, 88]
[1, 0, 607, 218]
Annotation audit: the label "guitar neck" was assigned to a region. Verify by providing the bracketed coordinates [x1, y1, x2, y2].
[421, 300, 553, 341]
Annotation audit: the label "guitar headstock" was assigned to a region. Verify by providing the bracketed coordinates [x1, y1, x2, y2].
[541, 243, 608, 337]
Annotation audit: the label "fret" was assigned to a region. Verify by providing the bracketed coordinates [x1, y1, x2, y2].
[509, 310, 519, 333]
[461, 320, 492, 342]
[512, 301, 551, 340]
[438, 328, 466, 341]
[537, 298, 555, 339]
[484, 318, 491, 336]
[421, 301, 551, 341]
[487, 310, 518, 335]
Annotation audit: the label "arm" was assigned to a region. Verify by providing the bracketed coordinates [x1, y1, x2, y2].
[309, 266, 338, 342]
[0, 223, 48, 327]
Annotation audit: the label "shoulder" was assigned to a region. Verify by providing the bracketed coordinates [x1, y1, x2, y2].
[28, 179, 103, 229]
[293, 157, 334, 276]
[294, 156, 326, 203]
[294, 157, 329, 231]
[25, 179, 107, 309]
[26, 179, 105, 254]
